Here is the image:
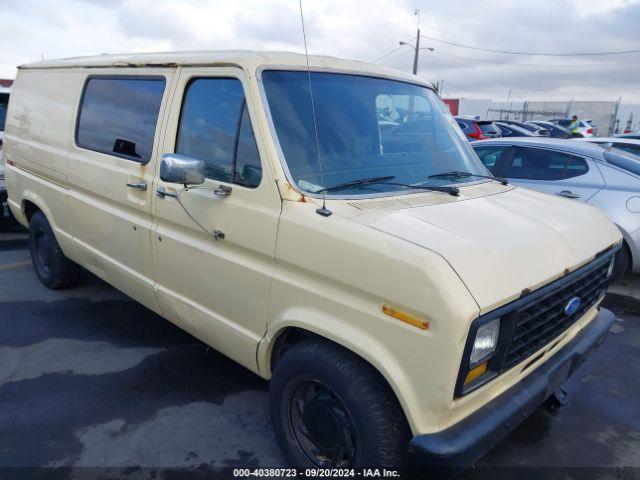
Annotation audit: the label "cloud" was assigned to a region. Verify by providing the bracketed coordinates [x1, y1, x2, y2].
[1, 0, 639, 101]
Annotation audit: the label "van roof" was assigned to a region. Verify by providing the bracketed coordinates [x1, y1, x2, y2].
[18, 50, 427, 85]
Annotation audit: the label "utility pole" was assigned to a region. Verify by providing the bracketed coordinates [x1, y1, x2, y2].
[399, 10, 433, 75]
[412, 10, 420, 75]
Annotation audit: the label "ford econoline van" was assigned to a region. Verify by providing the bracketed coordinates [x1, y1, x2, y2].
[3, 52, 622, 472]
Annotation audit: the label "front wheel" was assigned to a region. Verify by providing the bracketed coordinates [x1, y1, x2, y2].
[270, 338, 410, 469]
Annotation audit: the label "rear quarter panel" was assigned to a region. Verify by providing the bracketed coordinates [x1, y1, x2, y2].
[4, 68, 82, 255]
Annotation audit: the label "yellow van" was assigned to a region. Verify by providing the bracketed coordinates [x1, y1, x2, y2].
[3, 51, 622, 472]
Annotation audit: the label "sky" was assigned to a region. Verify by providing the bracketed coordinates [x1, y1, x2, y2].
[1, 0, 640, 102]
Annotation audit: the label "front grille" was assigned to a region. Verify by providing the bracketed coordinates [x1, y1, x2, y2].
[455, 251, 615, 397]
[503, 259, 611, 370]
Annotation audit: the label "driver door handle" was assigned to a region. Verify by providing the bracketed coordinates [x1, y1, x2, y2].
[556, 190, 580, 199]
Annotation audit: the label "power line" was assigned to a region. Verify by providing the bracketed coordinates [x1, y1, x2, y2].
[426, 50, 626, 68]
[372, 45, 405, 63]
[372, 36, 416, 63]
[420, 34, 640, 56]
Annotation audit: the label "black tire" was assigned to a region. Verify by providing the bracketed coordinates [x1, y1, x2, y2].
[611, 242, 631, 283]
[270, 338, 410, 469]
[29, 211, 81, 289]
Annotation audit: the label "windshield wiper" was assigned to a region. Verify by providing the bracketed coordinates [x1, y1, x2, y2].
[316, 176, 459, 196]
[316, 175, 396, 193]
[427, 170, 509, 185]
[384, 182, 459, 196]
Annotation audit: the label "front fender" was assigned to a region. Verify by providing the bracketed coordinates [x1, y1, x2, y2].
[257, 306, 423, 434]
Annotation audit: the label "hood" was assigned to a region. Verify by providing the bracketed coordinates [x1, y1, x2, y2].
[352, 186, 621, 312]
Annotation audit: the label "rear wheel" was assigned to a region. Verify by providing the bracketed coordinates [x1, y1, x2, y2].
[270, 338, 410, 469]
[29, 211, 81, 289]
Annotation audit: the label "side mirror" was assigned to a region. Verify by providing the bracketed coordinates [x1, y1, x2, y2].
[160, 153, 205, 185]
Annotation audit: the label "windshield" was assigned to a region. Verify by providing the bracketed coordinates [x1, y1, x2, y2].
[262, 70, 488, 196]
[604, 149, 640, 177]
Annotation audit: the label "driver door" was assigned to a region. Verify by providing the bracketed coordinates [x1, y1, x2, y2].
[152, 67, 281, 370]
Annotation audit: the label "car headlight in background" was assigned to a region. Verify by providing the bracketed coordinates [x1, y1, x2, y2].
[470, 318, 500, 366]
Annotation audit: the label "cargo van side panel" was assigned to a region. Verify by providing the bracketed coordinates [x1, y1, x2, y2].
[4, 68, 82, 256]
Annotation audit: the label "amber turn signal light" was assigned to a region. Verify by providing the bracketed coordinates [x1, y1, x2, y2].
[382, 304, 429, 330]
[464, 361, 488, 386]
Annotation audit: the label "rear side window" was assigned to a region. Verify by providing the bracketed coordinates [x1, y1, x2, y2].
[478, 123, 499, 135]
[604, 149, 640, 176]
[473, 146, 508, 173]
[175, 78, 262, 188]
[76, 77, 166, 162]
[498, 125, 514, 136]
[612, 144, 640, 157]
[506, 147, 588, 180]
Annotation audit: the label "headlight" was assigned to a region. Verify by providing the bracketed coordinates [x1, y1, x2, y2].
[607, 255, 615, 278]
[470, 318, 500, 366]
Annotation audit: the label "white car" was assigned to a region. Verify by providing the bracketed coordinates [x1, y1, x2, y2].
[550, 118, 595, 137]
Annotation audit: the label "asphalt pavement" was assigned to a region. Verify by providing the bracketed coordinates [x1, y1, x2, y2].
[1, 228, 639, 479]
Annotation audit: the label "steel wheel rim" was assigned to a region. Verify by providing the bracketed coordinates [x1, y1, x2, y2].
[289, 379, 357, 467]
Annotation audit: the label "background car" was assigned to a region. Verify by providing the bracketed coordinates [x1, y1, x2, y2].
[0, 86, 9, 224]
[549, 118, 594, 137]
[613, 132, 640, 140]
[497, 119, 550, 136]
[575, 137, 640, 157]
[472, 137, 640, 279]
[527, 120, 572, 139]
[494, 121, 542, 138]
[455, 116, 502, 141]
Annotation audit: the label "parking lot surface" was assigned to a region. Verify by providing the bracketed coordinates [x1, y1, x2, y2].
[1, 229, 639, 479]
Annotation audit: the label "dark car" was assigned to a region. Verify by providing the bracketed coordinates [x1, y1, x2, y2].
[494, 121, 541, 138]
[527, 121, 571, 139]
[0, 90, 9, 224]
[455, 117, 502, 141]
[497, 119, 550, 137]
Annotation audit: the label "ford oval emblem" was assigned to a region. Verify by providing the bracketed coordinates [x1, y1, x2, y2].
[564, 297, 581, 316]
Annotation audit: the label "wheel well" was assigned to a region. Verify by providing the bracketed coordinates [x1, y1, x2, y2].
[269, 327, 399, 398]
[270, 327, 317, 373]
[23, 200, 41, 223]
[621, 238, 632, 274]
[269, 326, 412, 435]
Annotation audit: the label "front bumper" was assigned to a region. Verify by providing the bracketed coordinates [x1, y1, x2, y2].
[407, 307, 616, 475]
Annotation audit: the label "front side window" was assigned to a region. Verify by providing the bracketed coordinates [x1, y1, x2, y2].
[0, 93, 8, 132]
[176, 78, 261, 188]
[506, 147, 588, 180]
[262, 71, 487, 196]
[473, 146, 509, 173]
[76, 77, 165, 162]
